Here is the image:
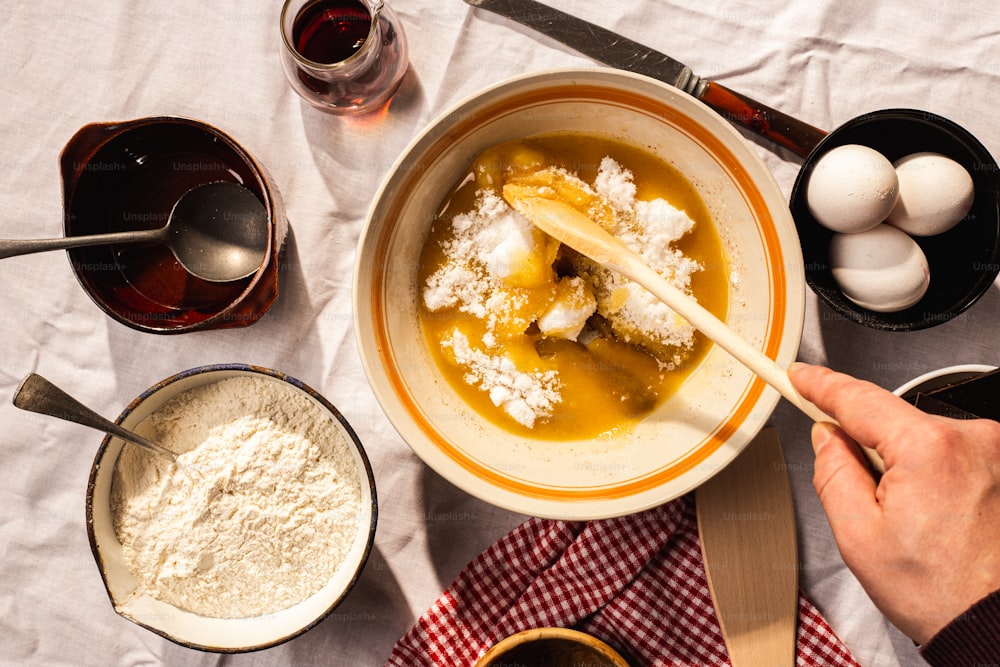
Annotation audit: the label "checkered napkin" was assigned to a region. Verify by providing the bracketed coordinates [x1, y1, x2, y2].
[386, 495, 860, 666]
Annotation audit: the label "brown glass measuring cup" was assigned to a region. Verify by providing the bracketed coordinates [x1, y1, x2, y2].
[59, 117, 288, 333]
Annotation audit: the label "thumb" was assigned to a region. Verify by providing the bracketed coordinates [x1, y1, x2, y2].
[811, 422, 880, 542]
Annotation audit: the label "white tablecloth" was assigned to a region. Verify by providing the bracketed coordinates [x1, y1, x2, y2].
[2, 1, 998, 665]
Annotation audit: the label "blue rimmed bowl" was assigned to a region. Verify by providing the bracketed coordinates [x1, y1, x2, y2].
[85, 364, 376, 652]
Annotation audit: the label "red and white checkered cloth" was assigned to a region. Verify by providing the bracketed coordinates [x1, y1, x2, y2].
[386, 495, 860, 666]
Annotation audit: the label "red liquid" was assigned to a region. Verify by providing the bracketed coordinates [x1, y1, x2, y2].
[293, 0, 372, 64]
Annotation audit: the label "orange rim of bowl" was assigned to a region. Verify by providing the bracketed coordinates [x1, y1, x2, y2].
[475, 627, 630, 666]
[370, 82, 786, 502]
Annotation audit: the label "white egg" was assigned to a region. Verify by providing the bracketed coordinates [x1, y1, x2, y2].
[829, 224, 930, 312]
[806, 144, 899, 233]
[887, 152, 974, 236]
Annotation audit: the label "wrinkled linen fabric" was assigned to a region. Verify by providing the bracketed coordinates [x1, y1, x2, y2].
[3, 1, 1000, 665]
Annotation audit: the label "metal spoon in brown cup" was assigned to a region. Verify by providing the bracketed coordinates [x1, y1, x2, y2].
[0, 181, 268, 283]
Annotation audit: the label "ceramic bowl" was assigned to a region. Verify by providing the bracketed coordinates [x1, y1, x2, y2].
[790, 109, 1000, 331]
[474, 627, 631, 667]
[85, 365, 377, 652]
[354, 68, 806, 520]
[60, 117, 287, 334]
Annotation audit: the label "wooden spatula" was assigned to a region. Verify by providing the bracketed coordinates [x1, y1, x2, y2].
[696, 426, 798, 667]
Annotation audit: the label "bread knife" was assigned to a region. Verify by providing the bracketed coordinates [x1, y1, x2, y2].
[464, 0, 826, 157]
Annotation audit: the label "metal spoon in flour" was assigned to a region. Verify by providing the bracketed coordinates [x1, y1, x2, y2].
[12, 373, 179, 464]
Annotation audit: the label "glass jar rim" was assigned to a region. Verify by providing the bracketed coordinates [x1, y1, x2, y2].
[279, 0, 383, 71]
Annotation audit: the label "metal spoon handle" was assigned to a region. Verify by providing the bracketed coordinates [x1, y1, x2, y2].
[0, 227, 164, 259]
[12, 373, 178, 463]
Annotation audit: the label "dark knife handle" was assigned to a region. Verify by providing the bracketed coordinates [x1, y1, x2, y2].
[698, 81, 827, 157]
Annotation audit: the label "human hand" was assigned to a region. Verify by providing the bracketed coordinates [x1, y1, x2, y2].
[788, 362, 1000, 644]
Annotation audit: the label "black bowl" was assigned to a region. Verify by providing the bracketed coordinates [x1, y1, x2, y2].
[789, 109, 1000, 331]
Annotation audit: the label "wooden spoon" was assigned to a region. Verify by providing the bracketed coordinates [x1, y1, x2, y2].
[696, 426, 798, 667]
[502, 187, 884, 472]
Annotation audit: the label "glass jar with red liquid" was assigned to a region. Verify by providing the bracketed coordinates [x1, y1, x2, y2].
[279, 0, 408, 114]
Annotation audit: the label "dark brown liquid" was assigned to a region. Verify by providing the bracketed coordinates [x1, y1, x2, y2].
[64, 120, 265, 330]
[292, 0, 371, 64]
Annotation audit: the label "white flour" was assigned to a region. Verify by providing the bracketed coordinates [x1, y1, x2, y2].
[586, 156, 702, 365]
[442, 329, 561, 428]
[423, 190, 534, 326]
[423, 156, 702, 427]
[111, 376, 363, 619]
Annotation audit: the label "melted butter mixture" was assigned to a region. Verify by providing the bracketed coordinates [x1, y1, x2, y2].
[418, 133, 729, 439]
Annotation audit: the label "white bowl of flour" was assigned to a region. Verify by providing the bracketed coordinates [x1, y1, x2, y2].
[85, 365, 377, 652]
